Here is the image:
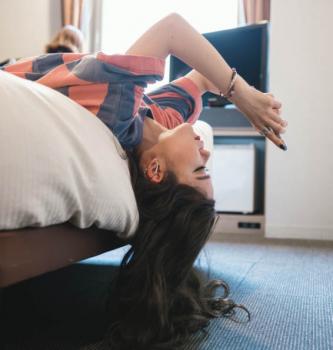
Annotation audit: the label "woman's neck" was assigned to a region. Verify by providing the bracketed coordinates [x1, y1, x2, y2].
[136, 117, 166, 155]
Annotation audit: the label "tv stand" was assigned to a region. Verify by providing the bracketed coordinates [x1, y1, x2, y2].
[200, 105, 253, 128]
[213, 213, 265, 237]
[201, 107, 266, 237]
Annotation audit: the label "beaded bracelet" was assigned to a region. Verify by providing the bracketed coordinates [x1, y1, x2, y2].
[220, 68, 238, 99]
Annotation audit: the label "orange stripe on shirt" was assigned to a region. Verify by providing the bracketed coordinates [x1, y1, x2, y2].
[170, 77, 203, 124]
[68, 83, 109, 115]
[4, 59, 33, 74]
[149, 104, 184, 129]
[96, 52, 165, 77]
[36, 64, 88, 89]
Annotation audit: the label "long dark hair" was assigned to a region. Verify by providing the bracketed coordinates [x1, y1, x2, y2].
[104, 150, 250, 349]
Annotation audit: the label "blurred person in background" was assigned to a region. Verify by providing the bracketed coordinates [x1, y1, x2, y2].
[45, 25, 84, 53]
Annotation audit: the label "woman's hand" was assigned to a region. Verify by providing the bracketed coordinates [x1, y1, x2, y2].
[230, 76, 288, 150]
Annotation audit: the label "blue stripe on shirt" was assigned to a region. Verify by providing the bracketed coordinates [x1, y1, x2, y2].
[147, 84, 195, 121]
[32, 53, 64, 74]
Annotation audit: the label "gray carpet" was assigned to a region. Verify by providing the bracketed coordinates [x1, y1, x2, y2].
[183, 234, 333, 350]
[2, 234, 333, 349]
[82, 234, 333, 350]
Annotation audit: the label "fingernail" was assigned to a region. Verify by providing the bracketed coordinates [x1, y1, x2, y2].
[279, 143, 288, 151]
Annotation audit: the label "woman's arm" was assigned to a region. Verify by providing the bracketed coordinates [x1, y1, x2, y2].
[125, 13, 288, 149]
[125, 13, 232, 96]
[184, 70, 220, 95]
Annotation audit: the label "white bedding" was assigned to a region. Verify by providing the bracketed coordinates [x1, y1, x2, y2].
[0, 70, 213, 238]
[0, 70, 138, 237]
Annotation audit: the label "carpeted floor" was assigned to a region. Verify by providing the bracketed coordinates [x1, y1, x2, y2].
[183, 234, 333, 350]
[2, 233, 333, 349]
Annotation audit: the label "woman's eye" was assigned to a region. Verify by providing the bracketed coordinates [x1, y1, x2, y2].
[197, 166, 209, 173]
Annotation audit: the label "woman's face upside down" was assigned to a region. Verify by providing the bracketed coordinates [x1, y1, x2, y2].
[157, 123, 213, 198]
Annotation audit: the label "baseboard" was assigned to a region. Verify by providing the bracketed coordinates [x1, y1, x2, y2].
[265, 225, 333, 241]
[212, 214, 265, 236]
[212, 219, 333, 241]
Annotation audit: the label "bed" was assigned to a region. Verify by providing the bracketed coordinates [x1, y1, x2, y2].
[0, 224, 128, 288]
[0, 69, 214, 288]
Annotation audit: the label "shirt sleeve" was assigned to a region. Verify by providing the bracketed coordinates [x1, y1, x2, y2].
[2, 52, 165, 149]
[1, 53, 89, 80]
[143, 76, 203, 129]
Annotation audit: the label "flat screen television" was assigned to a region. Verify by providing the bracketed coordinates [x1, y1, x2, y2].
[169, 22, 269, 107]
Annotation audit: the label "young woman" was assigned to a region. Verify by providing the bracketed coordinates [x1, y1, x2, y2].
[3, 13, 287, 349]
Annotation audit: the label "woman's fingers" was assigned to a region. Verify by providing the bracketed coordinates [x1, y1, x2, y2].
[272, 99, 282, 109]
[276, 115, 288, 129]
[241, 89, 288, 150]
[265, 92, 282, 108]
[281, 118, 288, 127]
[271, 112, 288, 133]
[265, 92, 286, 126]
[253, 110, 287, 150]
[266, 128, 287, 150]
[271, 119, 286, 134]
[269, 108, 287, 128]
[256, 121, 284, 137]
[256, 125, 287, 150]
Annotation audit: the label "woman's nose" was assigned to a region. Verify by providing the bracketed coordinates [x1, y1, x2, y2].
[200, 148, 210, 162]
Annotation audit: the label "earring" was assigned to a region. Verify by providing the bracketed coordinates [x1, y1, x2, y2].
[144, 161, 160, 179]
[153, 162, 160, 176]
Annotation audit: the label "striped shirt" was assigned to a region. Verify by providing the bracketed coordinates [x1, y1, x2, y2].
[2, 52, 202, 150]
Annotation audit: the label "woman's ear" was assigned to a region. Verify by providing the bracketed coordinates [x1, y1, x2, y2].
[145, 158, 165, 183]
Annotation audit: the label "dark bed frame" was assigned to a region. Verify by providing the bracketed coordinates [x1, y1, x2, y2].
[0, 224, 129, 288]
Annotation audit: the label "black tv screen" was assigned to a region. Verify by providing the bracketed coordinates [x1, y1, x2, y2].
[169, 22, 269, 107]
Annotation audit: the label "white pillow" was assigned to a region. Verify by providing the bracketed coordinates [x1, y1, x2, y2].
[0, 70, 139, 238]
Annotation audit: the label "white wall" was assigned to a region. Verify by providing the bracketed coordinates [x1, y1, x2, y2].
[266, 0, 333, 240]
[0, 0, 61, 61]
